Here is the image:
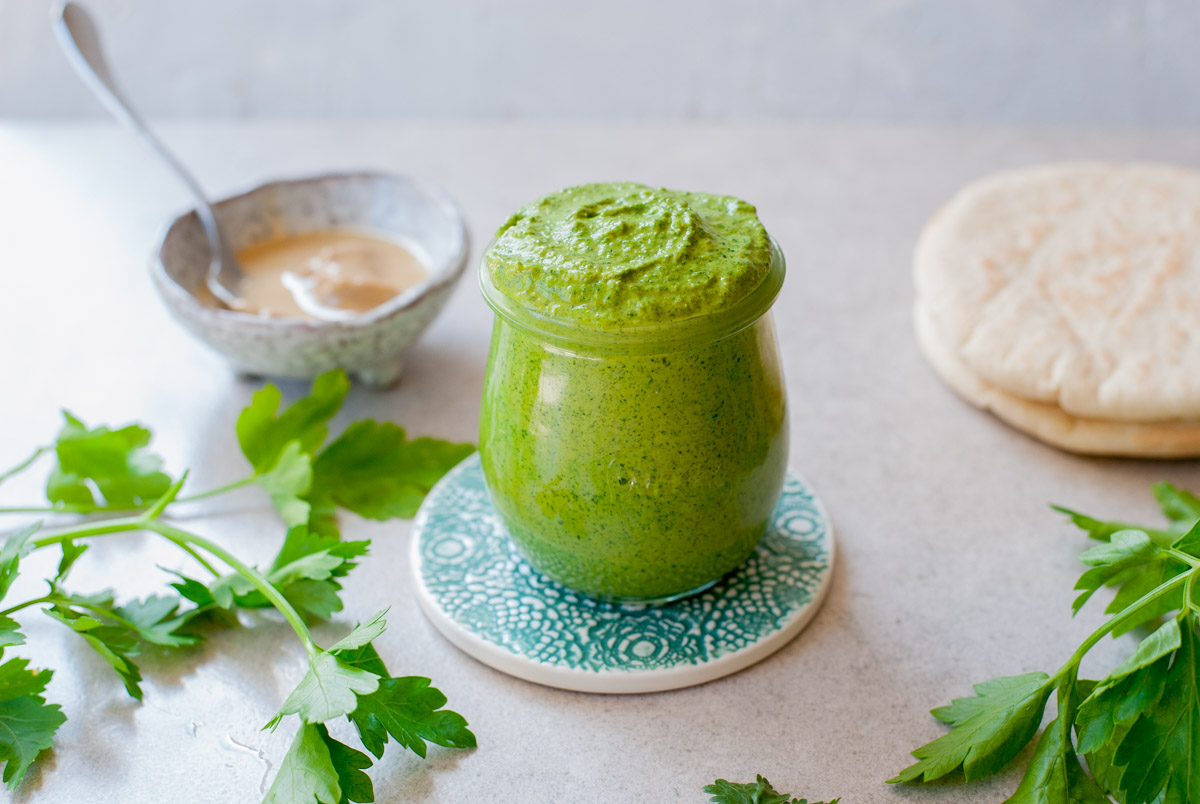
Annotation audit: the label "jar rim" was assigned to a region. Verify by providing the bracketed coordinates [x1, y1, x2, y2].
[478, 233, 785, 351]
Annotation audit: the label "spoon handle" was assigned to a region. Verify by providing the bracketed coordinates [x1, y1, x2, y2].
[52, 2, 243, 308]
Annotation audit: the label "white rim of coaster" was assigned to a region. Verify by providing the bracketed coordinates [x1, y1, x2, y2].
[411, 454, 836, 694]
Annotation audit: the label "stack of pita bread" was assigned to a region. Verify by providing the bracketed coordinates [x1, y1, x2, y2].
[915, 162, 1200, 458]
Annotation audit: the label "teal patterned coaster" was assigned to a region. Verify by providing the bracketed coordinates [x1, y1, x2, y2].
[411, 454, 835, 694]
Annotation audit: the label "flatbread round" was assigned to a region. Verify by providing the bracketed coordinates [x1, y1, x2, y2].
[915, 302, 1200, 458]
[916, 162, 1200, 423]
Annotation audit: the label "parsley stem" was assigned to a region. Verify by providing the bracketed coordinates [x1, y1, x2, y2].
[1167, 548, 1200, 568]
[0, 505, 94, 514]
[145, 520, 318, 658]
[30, 511, 320, 659]
[29, 514, 221, 577]
[0, 504, 136, 515]
[174, 477, 255, 504]
[0, 472, 250, 516]
[169, 541, 222, 578]
[71, 600, 145, 634]
[0, 594, 54, 618]
[1052, 569, 1192, 682]
[145, 475, 185, 520]
[0, 446, 47, 486]
[31, 516, 147, 547]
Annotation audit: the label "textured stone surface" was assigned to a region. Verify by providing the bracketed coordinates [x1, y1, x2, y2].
[2, 121, 1200, 802]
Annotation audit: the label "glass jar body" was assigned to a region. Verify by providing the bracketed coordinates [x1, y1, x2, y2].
[479, 313, 788, 603]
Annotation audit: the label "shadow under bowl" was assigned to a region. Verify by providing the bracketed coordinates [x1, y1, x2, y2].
[152, 171, 469, 388]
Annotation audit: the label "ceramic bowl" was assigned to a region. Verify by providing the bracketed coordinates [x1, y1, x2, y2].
[152, 171, 469, 388]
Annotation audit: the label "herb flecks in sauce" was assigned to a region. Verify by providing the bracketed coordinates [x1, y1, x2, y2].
[486, 183, 771, 328]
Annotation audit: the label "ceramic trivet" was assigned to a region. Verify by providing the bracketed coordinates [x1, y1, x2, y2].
[411, 454, 835, 693]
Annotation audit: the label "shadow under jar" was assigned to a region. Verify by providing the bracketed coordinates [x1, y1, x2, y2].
[479, 220, 788, 604]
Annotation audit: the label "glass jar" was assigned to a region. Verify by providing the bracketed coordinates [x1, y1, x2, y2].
[478, 237, 788, 603]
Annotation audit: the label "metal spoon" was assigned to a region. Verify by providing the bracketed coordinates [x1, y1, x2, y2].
[51, 2, 245, 309]
[54, 4, 370, 323]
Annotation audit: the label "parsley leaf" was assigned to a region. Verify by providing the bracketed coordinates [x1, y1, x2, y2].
[311, 422, 473, 520]
[347, 676, 476, 760]
[1075, 675, 1132, 795]
[238, 371, 350, 474]
[0, 617, 24, 650]
[1112, 617, 1200, 804]
[0, 656, 66, 790]
[0, 657, 52, 702]
[269, 545, 347, 588]
[319, 724, 375, 804]
[1106, 556, 1186, 638]
[1053, 504, 1174, 548]
[166, 570, 219, 609]
[171, 526, 370, 623]
[1103, 617, 1182, 684]
[1072, 620, 1180, 761]
[307, 501, 342, 541]
[270, 652, 380, 727]
[262, 526, 369, 620]
[890, 672, 1053, 783]
[43, 603, 143, 699]
[257, 442, 313, 527]
[54, 539, 88, 583]
[1072, 529, 1160, 613]
[703, 774, 837, 804]
[207, 572, 256, 610]
[114, 594, 199, 648]
[263, 723, 375, 804]
[272, 581, 346, 623]
[1152, 482, 1200, 532]
[46, 413, 172, 510]
[269, 526, 369, 578]
[334, 642, 388, 677]
[1076, 656, 1169, 756]
[1066, 522, 1185, 637]
[0, 694, 65, 791]
[1171, 516, 1200, 559]
[1007, 716, 1109, 803]
[327, 611, 388, 653]
[263, 723, 342, 804]
[0, 523, 39, 604]
[43, 583, 196, 652]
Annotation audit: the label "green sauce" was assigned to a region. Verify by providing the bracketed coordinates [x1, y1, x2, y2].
[486, 183, 772, 328]
[480, 183, 787, 602]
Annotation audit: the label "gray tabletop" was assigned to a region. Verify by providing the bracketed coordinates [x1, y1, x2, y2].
[2, 121, 1198, 803]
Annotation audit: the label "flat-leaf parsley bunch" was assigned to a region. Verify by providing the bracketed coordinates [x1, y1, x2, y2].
[893, 482, 1200, 803]
[0, 370, 476, 802]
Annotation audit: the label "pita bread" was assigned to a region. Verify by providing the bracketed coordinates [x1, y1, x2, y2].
[915, 302, 1200, 458]
[916, 162, 1200, 423]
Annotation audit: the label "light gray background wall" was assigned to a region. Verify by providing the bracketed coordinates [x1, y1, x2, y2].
[3, 0, 1199, 125]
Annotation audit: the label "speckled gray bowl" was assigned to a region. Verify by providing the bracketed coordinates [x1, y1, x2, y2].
[153, 172, 468, 387]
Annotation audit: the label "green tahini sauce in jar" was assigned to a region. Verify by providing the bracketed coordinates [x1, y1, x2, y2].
[480, 182, 788, 602]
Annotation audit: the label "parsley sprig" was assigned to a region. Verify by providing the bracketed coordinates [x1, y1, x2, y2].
[893, 482, 1200, 803]
[0, 370, 476, 800]
[704, 774, 839, 804]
